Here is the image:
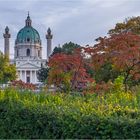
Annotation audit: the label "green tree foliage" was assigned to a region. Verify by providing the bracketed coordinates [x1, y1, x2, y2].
[0, 54, 16, 84]
[51, 42, 80, 56]
[109, 16, 140, 35]
[51, 47, 62, 55]
[37, 67, 49, 83]
[94, 63, 120, 83]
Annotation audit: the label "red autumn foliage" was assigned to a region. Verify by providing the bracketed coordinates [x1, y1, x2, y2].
[11, 80, 36, 90]
[48, 51, 94, 90]
[84, 32, 140, 91]
[83, 81, 113, 95]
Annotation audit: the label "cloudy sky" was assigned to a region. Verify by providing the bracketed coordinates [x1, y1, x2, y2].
[0, 0, 140, 58]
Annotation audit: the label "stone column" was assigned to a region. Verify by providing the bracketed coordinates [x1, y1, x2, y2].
[35, 70, 36, 83]
[46, 27, 53, 60]
[30, 70, 32, 83]
[25, 70, 26, 83]
[3, 26, 11, 59]
[20, 70, 22, 80]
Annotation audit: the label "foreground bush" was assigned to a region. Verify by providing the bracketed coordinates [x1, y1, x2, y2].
[0, 88, 140, 138]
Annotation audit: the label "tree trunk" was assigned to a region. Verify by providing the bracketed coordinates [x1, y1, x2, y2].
[123, 72, 130, 92]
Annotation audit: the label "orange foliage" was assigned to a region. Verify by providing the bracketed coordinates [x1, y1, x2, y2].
[83, 81, 113, 95]
[48, 51, 94, 90]
[83, 32, 140, 91]
[11, 80, 36, 90]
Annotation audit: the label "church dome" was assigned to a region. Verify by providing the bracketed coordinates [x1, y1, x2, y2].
[16, 14, 41, 44]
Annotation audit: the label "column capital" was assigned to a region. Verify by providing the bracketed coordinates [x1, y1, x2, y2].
[46, 28, 53, 39]
[3, 26, 11, 38]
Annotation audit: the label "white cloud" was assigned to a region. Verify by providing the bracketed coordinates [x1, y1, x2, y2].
[0, 0, 140, 58]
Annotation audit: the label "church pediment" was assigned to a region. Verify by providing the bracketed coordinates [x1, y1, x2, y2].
[17, 62, 40, 69]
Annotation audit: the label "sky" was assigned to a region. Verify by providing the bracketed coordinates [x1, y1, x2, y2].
[0, 0, 140, 58]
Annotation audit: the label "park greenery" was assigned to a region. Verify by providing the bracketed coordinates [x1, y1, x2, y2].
[0, 86, 140, 139]
[0, 53, 16, 84]
[37, 16, 140, 93]
[1, 16, 140, 138]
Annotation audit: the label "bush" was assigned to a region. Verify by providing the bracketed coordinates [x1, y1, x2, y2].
[0, 88, 140, 138]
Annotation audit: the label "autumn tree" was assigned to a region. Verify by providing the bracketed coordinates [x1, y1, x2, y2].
[90, 16, 140, 86]
[86, 32, 140, 91]
[48, 50, 93, 92]
[109, 16, 140, 35]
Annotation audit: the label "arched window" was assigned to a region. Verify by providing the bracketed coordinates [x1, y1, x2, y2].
[27, 38, 30, 42]
[27, 49, 30, 56]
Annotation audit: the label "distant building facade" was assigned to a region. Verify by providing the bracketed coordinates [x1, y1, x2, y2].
[3, 13, 53, 84]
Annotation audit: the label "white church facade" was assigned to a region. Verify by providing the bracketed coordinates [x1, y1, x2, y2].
[3, 14, 53, 84]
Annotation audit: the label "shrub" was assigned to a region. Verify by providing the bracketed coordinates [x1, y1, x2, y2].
[0, 89, 140, 139]
[10, 80, 36, 90]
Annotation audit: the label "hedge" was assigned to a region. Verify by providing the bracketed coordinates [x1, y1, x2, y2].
[0, 88, 140, 139]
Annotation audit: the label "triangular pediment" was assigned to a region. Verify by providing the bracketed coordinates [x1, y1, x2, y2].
[17, 62, 40, 69]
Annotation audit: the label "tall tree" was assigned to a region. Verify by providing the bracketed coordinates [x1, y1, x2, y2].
[109, 16, 140, 35]
[86, 32, 140, 91]
[51, 42, 80, 56]
[48, 51, 93, 92]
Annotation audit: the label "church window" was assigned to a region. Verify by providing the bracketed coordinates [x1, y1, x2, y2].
[27, 38, 30, 42]
[27, 49, 30, 56]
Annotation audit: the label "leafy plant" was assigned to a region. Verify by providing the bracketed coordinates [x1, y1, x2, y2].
[0, 88, 140, 139]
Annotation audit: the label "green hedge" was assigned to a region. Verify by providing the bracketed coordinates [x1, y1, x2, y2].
[0, 88, 140, 139]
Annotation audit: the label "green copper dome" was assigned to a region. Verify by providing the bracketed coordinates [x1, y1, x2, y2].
[16, 14, 41, 44]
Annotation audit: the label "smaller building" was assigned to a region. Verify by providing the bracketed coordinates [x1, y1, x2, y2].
[3, 13, 53, 84]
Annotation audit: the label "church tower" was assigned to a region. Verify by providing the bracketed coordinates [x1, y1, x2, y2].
[46, 27, 53, 60]
[15, 13, 42, 59]
[3, 26, 10, 59]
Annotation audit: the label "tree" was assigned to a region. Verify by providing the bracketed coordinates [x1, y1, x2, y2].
[51, 42, 80, 56]
[0, 54, 16, 84]
[48, 51, 93, 92]
[93, 62, 120, 83]
[86, 32, 140, 91]
[108, 16, 140, 35]
[62, 42, 81, 54]
[90, 16, 140, 87]
[37, 67, 49, 83]
[51, 47, 62, 56]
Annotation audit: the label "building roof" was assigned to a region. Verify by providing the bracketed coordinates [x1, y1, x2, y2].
[16, 14, 41, 44]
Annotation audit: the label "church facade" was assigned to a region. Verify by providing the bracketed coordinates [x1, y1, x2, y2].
[3, 14, 53, 84]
